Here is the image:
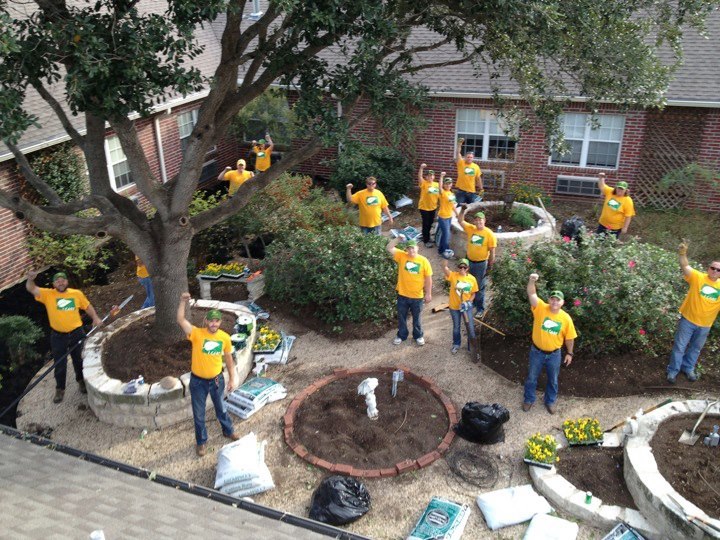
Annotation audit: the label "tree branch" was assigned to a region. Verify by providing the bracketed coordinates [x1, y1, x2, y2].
[31, 80, 86, 150]
[3, 141, 62, 205]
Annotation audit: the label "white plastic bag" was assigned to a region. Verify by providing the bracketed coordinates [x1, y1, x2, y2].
[523, 513, 578, 540]
[214, 432, 274, 497]
[476, 484, 552, 530]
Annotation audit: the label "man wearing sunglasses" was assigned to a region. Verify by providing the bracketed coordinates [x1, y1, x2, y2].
[667, 242, 720, 383]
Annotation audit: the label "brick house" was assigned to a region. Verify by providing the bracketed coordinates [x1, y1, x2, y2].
[2, 7, 719, 291]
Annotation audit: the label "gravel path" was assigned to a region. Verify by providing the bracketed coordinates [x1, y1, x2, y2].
[16, 245, 681, 539]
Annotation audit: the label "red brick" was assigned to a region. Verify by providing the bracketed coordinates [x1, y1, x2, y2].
[416, 451, 441, 468]
[395, 459, 419, 474]
[293, 445, 309, 459]
[437, 441, 451, 454]
[380, 468, 397, 478]
[333, 463, 354, 476]
[315, 458, 333, 471]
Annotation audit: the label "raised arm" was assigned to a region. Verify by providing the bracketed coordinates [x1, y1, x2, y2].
[527, 273, 540, 308]
[597, 172, 606, 191]
[678, 242, 692, 277]
[442, 259, 452, 278]
[176, 292, 193, 335]
[418, 163, 426, 188]
[25, 269, 40, 297]
[266, 134, 274, 153]
[218, 166, 231, 181]
[386, 236, 402, 255]
[456, 138, 464, 162]
[345, 183, 355, 204]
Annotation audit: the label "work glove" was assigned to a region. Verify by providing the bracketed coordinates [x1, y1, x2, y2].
[460, 301, 473, 313]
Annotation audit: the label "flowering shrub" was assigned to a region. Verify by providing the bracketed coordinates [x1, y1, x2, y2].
[491, 234, 690, 356]
[562, 417, 603, 444]
[524, 433, 559, 464]
[197, 262, 246, 277]
[508, 181, 550, 206]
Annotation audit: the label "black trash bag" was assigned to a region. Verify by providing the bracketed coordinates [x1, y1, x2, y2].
[454, 402, 510, 444]
[309, 475, 371, 526]
[560, 216, 586, 240]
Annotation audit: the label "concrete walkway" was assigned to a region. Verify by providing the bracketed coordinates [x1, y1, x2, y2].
[0, 433, 345, 540]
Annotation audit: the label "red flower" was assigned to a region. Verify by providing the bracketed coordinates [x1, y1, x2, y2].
[573, 299, 582, 306]
[526, 257, 532, 263]
[562, 236, 571, 243]
[510, 253, 517, 259]
[639, 329, 646, 335]
[628, 260, 637, 269]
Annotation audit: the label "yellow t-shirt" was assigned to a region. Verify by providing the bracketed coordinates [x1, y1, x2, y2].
[224, 170, 253, 195]
[679, 268, 720, 327]
[35, 287, 90, 333]
[418, 180, 440, 211]
[598, 185, 636, 230]
[252, 145, 272, 171]
[393, 249, 433, 299]
[462, 223, 497, 262]
[531, 300, 577, 352]
[135, 256, 149, 278]
[447, 272, 479, 310]
[456, 160, 481, 193]
[188, 326, 232, 379]
[351, 188, 389, 227]
[437, 189, 457, 219]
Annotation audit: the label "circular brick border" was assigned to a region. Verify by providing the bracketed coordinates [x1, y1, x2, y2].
[283, 365, 458, 478]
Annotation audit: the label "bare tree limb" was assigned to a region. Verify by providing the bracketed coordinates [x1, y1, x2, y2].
[31, 80, 86, 150]
[3, 141, 62, 205]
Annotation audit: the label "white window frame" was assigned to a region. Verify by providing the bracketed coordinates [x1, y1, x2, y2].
[549, 113, 625, 169]
[177, 108, 216, 155]
[104, 135, 134, 192]
[455, 109, 517, 162]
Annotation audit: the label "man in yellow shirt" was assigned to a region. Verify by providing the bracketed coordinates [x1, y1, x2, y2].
[523, 274, 577, 414]
[442, 259, 479, 354]
[346, 176, 394, 234]
[455, 207, 497, 317]
[218, 158, 254, 195]
[386, 237, 433, 346]
[596, 172, 635, 238]
[667, 242, 720, 383]
[177, 293, 239, 457]
[27, 270, 103, 403]
[251, 135, 274, 173]
[135, 255, 154, 309]
[455, 138, 483, 204]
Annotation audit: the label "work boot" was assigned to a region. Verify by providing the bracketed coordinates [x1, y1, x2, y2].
[545, 403, 557, 415]
[196, 444, 207, 457]
[684, 370, 698, 382]
[667, 373, 677, 384]
[53, 388, 65, 404]
[78, 379, 87, 394]
[224, 432, 241, 441]
[522, 402, 533, 412]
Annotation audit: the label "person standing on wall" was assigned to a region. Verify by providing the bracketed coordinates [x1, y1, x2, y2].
[455, 207, 496, 318]
[346, 176, 394, 234]
[135, 255, 155, 309]
[218, 158, 254, 195]
[596, 172, 635, 238]
[455, 138, 483, 204]
[251, 134, 274, 173]
[26, 270, 104, 404]
[437, 175, 457, 259]
[417, 163, 440, 248]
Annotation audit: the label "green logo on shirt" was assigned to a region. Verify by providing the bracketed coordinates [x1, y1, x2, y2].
[456, 281, 472, 294]
[428, 187, 439, 194]
[202, 339, 223, 355]
[56, 298, 76, 311]
[607, 199, 621, 211]
[541, 317, 562, 335]
[366, 196, 379, 206]
[404, 261, 421, 274]
[257, 152, 266, 158]
[700, 284, 720, 301]
[448, 194, 456, 203]
[471, 234, 484, 245]
[464, 167, 474, 175]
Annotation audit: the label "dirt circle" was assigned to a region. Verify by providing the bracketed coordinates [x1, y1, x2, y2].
[286, 368, 455, 475]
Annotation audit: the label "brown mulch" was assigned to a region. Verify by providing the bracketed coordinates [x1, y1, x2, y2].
[651, 413, 720, 518]
[479, 205, 532, 233]
[479, 331, 720, 398]
[556, 446, 637, 509]
[293, 373, 449, 469]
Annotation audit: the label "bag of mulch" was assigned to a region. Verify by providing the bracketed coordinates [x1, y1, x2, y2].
[308, 476, 371, 526]
[560, 216, 585, 240]
[454, 402, 510, 444]
[214, 432, 274, 497]
[476, 484, 551, 530]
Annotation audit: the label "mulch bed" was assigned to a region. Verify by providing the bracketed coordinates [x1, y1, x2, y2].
[479, 205, 531, 233]
[651, 413, 720, 518]
[556, 446, 637, 509]
[293, 373, 449, 469]
[479, 331, 720, 398]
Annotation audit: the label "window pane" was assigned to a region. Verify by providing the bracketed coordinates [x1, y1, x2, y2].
[113, 161, 132, 188]
[487, 136, 516, 160]
[457, 134, 483, 157]
[586, 141, 620, 167]
[562, 113, 586, 139]
[177, 109, 198, 139]
[590, 115, 624, 142]
[457, 109, 485, 137]
[551, 140, 583, 165]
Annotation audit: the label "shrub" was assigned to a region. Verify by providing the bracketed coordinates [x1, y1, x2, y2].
[0, 316, 43, 389]
[27, 143, 86, 203]
[264, 226, 396, 324]
[26, 231, 110, 283]
[491, 234, 689, 356]
[188, 190, 235, 265]
[330, 141, 413, 203]
[510, 206, 536, 229]
[508, 181, 550, 206]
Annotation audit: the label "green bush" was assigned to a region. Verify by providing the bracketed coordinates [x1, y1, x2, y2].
[491, 234, 690, 356]
[28, 142, 86, 203]
[26, 231, 110, 283]
[511, 206, 536, 229]
[0, 316, 43, 389]
[330, 141, 413, 203]
[264, 226, 396, 324]
[188, 190, 235, 266]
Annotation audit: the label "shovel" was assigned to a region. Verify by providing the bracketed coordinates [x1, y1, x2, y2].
[679, 398, 719, 445]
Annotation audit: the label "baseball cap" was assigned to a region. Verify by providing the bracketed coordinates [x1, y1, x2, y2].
[616, 181, 628, 190]
[237, 159, 246, 166]
[549, 290, 564, 300]
[405, 239, 418, 248]
[443, 177, 453, 184]
[458, 258, 470, 267]
[257, 138, 266, 145]
[474, 212, 485, 219]
[205, 309, 223, 321]
[52, 272, 68, 281]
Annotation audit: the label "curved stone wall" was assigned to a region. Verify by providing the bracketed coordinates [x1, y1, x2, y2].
[82, 300, 255, 430]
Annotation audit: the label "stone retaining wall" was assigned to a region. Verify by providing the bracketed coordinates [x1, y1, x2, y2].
[83, 300, 255, 430]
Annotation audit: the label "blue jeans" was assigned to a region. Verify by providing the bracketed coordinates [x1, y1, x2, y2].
[524, 345, 561, 405]
[190, 373, 235, 445]
[596, 224, 621, 238]
[455, 190, 480, 205]
[667, 316, 710, 376]
[436, 217, 452, 254]
[361, 225, 381, 235]
[468, 260, 488, 314]
[138, 276, 155, 308]
[450, 309, 476, 347]
[397, 295, 423, 341]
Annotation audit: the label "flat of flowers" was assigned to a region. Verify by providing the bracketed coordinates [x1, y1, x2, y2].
[556, 446, 637, 509]
[102, 310, 237, 383]
[480, 332, 720, 397]
[291, 371, 450, 471]
[650, 413, 720, 518]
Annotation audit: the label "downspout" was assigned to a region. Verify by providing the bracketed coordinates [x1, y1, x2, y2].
[154, 115, 168, 183]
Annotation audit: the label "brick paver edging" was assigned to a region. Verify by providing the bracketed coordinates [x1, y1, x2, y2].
[283, 366, 458, 477]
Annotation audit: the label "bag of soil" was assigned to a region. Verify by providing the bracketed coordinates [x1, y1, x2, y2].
[454, 402, 510, 444]
[560, 216, 585, 240]
[309, 475, 371, 526]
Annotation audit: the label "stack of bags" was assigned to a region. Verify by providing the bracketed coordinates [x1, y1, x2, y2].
[225, 377, 287, 419]
[214, 432, 274, 498]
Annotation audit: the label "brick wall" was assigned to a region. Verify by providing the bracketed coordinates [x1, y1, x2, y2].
[0, 161, 33, 291]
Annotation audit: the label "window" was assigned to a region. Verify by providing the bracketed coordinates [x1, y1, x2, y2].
[177, 109, 199, 154]
[105, 136, 133, 191]
[456, 109, 517, 161]
[550, 113, 624, 168]
[555, 175, 601, 197]
[482, 169, 506, 190]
